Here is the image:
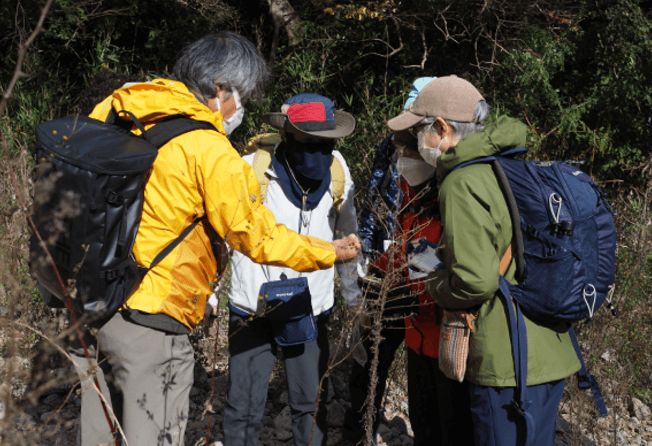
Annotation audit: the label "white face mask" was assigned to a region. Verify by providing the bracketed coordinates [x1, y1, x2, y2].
[216, 89, 244, 135]
[417, 128, 444, 168]
[396, 157, 435, 187]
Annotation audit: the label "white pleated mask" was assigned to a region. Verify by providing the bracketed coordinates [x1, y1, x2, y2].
[417, 129, 444, 168]
[216, 89, 244, 135]
[396, 157, 435, 187]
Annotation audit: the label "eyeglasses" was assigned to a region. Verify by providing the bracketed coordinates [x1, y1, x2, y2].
[408, 122, 434, 138]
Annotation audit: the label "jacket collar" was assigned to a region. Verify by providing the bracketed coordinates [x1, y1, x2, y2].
[436, 116, 528, 183]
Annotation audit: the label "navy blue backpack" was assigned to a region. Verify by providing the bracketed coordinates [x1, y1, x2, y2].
[456, 147, 617, 444]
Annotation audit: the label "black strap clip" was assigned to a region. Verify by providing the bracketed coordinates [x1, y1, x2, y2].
[525, 224, 539, 238]
[105, 190, 124, 206]
[102, 269, 121, 281]
[510, 399, 525, 417]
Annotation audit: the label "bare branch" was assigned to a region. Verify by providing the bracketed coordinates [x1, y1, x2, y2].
[402, 29, 428, 69]
[0, 0, 55, 119]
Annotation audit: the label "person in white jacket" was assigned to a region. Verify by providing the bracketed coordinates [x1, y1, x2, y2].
[223, 93, 363, 446]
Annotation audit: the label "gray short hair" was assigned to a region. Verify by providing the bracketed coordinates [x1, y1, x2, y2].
[441, 101, 491, 140]
[172, 32, 271, 103]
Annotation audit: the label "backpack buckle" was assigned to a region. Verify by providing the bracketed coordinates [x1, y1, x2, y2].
[105, 190, 124, 206]
[510, 399, 525, 417]
[103, 269, 120, 281]
[525, 224, 539, 238]
[560, 221, 575, 236]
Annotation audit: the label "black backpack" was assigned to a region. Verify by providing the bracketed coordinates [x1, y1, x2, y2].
[30, 110, 215, 322]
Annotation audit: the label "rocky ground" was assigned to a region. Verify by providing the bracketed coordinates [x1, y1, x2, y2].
[1, 308, 651, 446]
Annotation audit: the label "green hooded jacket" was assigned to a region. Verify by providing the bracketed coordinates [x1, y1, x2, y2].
[426, 116, 580, 387]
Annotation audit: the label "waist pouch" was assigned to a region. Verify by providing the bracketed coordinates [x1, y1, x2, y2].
[260, 277, 317, 346]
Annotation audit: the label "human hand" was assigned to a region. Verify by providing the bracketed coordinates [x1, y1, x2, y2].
[332, 233, 361, 262]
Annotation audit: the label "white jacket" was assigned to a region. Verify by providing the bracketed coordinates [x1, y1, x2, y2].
[227, 148, 362, 316]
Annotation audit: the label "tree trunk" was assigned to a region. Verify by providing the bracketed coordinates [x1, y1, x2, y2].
[267, 0, 302, 52]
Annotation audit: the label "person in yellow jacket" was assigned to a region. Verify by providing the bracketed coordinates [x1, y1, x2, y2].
[72, 32, 360, 446]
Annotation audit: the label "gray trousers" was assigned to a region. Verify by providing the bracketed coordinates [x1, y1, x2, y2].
[223, 313, 330, 446]
[70, 312, 194, 446]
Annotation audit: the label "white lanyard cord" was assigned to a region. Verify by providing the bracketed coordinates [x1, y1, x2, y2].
[549, 193, 562, 224]
[583, 284, 597, 319]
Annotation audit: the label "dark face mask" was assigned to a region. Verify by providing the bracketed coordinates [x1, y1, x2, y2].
[284, 134, 335, 181]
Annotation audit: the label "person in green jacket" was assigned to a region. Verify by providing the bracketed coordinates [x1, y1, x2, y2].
[387, 75, 580, 446]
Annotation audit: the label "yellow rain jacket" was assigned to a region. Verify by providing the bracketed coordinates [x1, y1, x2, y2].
[89, 79, 336, 329]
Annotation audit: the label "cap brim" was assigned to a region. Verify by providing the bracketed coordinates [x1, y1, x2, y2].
[387, 111, 423, 131]
[262, 112, 286, 130]
[262, 110, 355, 139]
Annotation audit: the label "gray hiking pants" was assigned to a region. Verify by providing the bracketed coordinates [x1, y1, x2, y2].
[223, 313, 330, 446]
[70, 311, 194, 446]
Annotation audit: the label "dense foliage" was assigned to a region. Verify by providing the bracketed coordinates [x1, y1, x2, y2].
[1, 0, 650, 187]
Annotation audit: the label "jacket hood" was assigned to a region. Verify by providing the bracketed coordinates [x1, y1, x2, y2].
[106, 78, 226, 134]
[436, 115, 527, 181]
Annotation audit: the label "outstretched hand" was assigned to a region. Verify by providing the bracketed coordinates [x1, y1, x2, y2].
[332, 233, 361, 263]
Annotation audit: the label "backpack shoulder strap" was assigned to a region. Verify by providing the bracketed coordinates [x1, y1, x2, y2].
[244, 133, 282, 155]
[144, 115, 216, 148]
[451, 151, 526, 281]
[139, 117, 215, 271]
[252, 148, 273, 204]
[490, 159, 526, 282]
[330, 156, 346, 211]
[248, 134, 283, 204]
